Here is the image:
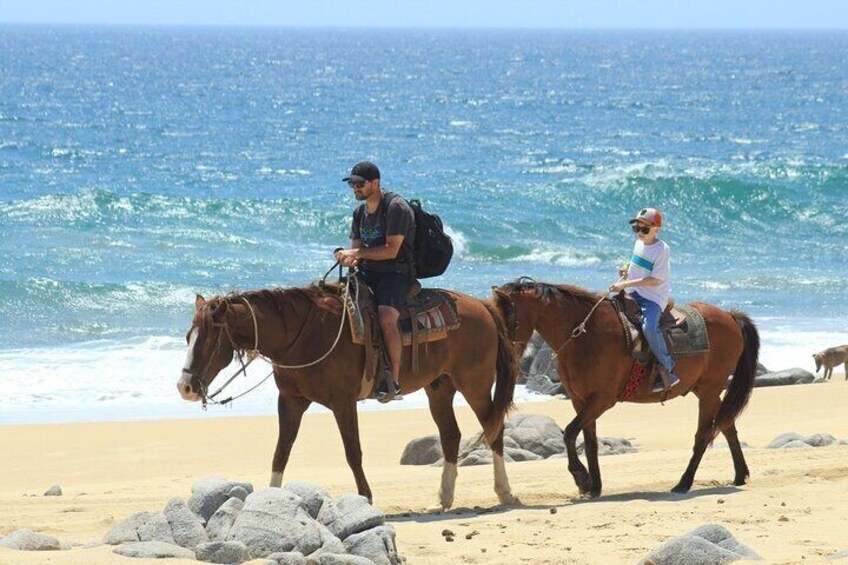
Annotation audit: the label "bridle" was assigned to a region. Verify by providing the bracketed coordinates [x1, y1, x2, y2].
[501, 279, 609, 362]
[187, 281, 352, 407]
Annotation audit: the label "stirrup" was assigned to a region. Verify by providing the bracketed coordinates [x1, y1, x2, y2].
[652, 375, 680, 393]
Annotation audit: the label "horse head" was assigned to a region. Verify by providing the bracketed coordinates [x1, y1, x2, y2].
[177, 294, 239, 402]
[491, 278, 543, 357]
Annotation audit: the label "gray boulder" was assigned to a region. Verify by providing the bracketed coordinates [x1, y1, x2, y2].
[399, 435, 443, 466]
[829, 549, 848, 561]
[267, 551, 307, 564]
[103, 511, 175, 545]
[576, 436, 638, 456]
[164, 497, 208, 549]
[43, 485, 62, 496]
[755, 368, 815, 387]
[342, 525, 401, 565]
[317, 494, 385, 541]
[768, 432, 847, 448]
[189, 476, 255, 524]
[525, 372, 566, 396]
[518, 332, 547, 382]
[113, 541, 196, 559]
[528, 342, 560, 385]
[229, 488, 321, 558]
[207, 496, 245, 541]
[195, 540, 252, 564]
[503, 446, 544, 462]
[307, 554, 375, 565]
[305, 524, 346, 559]
[284, 481, 331, 519]
[0, 528, 60, 551]
[639, 523, 761, 564]
[504, 413, 565, 459]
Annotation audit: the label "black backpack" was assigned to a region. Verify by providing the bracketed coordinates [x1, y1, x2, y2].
[406, 198, 453, 279]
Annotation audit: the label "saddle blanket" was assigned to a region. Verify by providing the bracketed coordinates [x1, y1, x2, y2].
[665, 304, 710, 356]
[616, 299, 710, 358]
[344, 279, 461, 347]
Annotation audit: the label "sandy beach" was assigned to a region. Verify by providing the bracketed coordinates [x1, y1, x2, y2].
[1, 375, 847, 565]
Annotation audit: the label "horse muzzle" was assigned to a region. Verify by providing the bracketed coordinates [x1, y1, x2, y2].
[177, 370, 202, 402]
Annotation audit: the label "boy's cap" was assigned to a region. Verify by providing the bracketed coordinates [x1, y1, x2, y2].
[629, 208, 663, 227]
[342, 161, 380, 182]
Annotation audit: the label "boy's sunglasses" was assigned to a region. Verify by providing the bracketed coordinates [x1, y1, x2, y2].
[631, 224, 652, 234]
[347, 180, 366, 189]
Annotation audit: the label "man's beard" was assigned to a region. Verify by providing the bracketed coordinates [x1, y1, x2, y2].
[354, 192, 367, 200]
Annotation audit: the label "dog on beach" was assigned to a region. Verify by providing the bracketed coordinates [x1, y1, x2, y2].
[812, 345, 848, 380]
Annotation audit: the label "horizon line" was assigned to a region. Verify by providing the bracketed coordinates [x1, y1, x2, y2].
[2, 21, 848, 32]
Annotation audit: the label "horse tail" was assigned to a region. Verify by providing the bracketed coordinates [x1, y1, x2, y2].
[481, 301, 518, 445]
[714, 311, 760, 434]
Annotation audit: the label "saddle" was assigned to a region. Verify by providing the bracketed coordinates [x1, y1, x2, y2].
[611, 291, 710, 400]
[343, 274, 461, 400]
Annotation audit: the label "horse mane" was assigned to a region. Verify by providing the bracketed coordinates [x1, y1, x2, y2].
[206, 284, 344, 320]
[500, 277, 603, 307]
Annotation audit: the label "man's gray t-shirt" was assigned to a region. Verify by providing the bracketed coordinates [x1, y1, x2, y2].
[350, 191, 416, 276]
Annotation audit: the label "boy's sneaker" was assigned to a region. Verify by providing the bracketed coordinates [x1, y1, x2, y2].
[652, 373, 680, 393]
[376, 381, 403, 403]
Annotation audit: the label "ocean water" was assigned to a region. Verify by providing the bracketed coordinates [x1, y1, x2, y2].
[1, 26, 847, 424]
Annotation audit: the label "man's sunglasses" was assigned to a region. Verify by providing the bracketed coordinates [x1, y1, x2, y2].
[631, 224, 652, 235]
[347, 180, 366, 189]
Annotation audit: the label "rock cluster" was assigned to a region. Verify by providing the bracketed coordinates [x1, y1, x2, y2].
[400, 413, 636, 467]
[767, 432, 848, 449]
[99, 477, 402, 564]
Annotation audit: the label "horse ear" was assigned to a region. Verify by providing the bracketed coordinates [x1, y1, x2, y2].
[210, 300, 229, 323]
[491, 287, 509, 301]
[195, 294, 206, 311]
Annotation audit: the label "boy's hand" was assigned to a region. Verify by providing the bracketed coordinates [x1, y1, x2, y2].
[609, 281, 627, 293]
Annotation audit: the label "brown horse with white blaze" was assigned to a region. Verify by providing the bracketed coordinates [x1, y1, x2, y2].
[493, 279, 760, 498]
[177, 284, 519, 510]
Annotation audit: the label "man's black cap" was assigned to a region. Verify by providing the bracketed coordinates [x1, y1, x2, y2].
[343, 161, 381, 182]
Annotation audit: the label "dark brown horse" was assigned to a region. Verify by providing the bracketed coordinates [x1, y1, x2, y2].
[177, 283, 519, 510]
[493, 279, 759, 498]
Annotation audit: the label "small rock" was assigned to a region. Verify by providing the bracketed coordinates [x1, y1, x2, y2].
[549, 507, 557, 514]
[717, 499, 725, 504]
[44, 485, 63, 496]
[779, 516, 789, 522]
[441, 529, 454, 537]
[445, 536, 454, 542]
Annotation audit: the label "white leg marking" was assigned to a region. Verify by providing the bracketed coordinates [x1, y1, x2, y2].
[438, 462, 458, 510]
[493, 453, 517, 504]
[269, 471, 283, 487]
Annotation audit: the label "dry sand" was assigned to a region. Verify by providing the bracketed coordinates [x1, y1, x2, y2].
[1, 375, 847, 564]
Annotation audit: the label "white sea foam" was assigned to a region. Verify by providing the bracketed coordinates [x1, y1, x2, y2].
[511, 247, 602, 267]
[0, 336, 551, 425]
[444, 226, 468, 258]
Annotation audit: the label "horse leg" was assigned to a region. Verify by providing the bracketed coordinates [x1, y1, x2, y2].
[330, 400, 373, 503]
[582, 422, 603, 498]
[721, 422, 750, 486]
[270, 393, 311, 487]
[672, 393, 721, 493]
[425, 378, 461, 512]
[564, 396, 610, 497]
[844, 362, 847, 381]
[460, 383, 518, 507]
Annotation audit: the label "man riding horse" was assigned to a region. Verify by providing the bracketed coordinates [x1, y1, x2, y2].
[334, 161, 414, 402]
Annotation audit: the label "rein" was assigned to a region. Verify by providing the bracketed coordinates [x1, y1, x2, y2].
[198, 277, 351, 407]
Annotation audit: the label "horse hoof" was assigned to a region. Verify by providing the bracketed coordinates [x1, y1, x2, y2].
[426, 504, 447, 514]
[498, 493, 522, 506]
[671, 484, 690, 494]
